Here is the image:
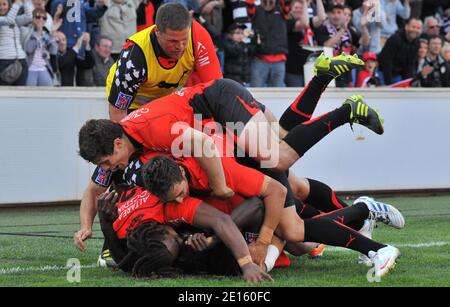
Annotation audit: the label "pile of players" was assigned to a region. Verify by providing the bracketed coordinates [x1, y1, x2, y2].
[74, 3, 405, 283]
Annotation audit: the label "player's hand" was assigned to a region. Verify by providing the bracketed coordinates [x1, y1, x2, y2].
[211, 186, 234, 200]
[185, 233, 212, 252]
[248, 241, 269, 268]
[241, 262, 273, 283]
[74, 228, 92, 252]
[97, 190, 119, 222]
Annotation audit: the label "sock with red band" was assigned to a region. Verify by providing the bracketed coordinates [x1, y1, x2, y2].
[280, 76, 334, 131]
[282, 104, 351, 158]
[306, 181, 367, 231]
[303, 204, 386, 256]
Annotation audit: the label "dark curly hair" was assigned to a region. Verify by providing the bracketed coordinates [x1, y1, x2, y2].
[141, 156, 184, 202]
[78, 119, 123, 163]
[118, 220, 181, 278]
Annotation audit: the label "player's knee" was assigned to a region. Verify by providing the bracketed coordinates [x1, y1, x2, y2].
[279, 219, 305, 243]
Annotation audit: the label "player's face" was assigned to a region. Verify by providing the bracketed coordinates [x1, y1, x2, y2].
[156, 27, 190, 60]
[167, 178, 190, 204]
[96, 138, 130, 172]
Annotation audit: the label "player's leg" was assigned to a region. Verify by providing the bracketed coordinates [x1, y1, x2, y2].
[279, 53, 365, 131]
[275, 204, 402, 277]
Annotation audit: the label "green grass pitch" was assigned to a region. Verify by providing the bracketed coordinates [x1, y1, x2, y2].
[0, 195, 449, 287]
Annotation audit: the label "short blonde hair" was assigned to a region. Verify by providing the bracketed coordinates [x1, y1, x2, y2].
[441, 42, 450, 60]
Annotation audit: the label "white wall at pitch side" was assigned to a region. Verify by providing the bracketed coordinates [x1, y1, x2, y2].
[0, 87, 449, 204]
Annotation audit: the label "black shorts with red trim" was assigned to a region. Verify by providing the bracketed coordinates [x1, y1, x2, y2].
[236, 156, 295, 208]
[189, 78, 266, 137]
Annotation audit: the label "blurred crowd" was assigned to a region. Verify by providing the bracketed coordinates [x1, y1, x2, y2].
[0, 0, 449, 87]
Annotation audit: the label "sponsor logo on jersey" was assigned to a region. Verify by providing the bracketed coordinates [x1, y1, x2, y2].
[115, 92, 133, 110]
[95, 168, 112, 187]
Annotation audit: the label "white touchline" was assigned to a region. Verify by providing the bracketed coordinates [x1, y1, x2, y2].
[324, 241, 450, 252]
[0, 264, 97, 275]
[1, 241, 449, 275]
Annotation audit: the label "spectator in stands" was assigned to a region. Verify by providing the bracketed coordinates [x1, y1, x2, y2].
[136, 0, 160, 31]
[92, 36, 114, 86]
[31, 0, 52, 31]
[378, 17, 422, 85]
[51, 0, 87, 49]
[380, 0, 411, 46]
[223, 22, 255, 86]
[285, 0, 321, 87]
[414, 35, 449, 87]
[353, 0, 387, 54]
[84, 0, 108, 49]
[23, 7, 58, 86]
[346, 0, 363, 10]
[99, 0, 140, 60]
[442, 42, 450, 62]
[315, 3, 360, 87]
[54, 31, 94, 86]
[51, 0, 100, 86]
[421, 16, 440, 40]
[421, 0, 447, 21]
[249, 0, 289, 87]
[304, 0, 327, 29]
[162, 0, 199, 11]
[228, 0, 252, 31]
[355, 51, 381, 87]
[198, 0, 223, 34]
[0, 0, 32, 86]
[415, 38, 428, 74]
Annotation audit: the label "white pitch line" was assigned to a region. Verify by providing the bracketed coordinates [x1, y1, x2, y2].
[323, 241, 450, 252]
[1, 242, 449, 275]
[0, 264, 97, 275]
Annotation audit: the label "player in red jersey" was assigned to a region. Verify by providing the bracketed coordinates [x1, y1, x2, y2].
[141, 154, 404, 278]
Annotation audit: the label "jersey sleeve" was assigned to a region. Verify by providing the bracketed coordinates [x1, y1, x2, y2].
[107, 41, 148, 110]
[164, 197, 203, 225]
[91, 166, 113, 187]
[222, 158, 265, 198]
[191, 20, 223, 82]
[91, 166, 126, 187]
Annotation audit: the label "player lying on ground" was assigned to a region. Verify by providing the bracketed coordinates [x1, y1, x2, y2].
[98, 186, 283, 280]
[97, 181, 405, 280]
[142, 155, 404, 278]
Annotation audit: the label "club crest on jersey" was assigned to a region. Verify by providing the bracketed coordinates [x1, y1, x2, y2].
[95, 168, 112, 187]
[115, 92, 133, 110]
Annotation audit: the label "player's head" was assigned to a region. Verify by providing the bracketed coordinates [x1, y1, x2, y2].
[78, 119, 130, 172]
[141, 155, 189, 203]
[154, 3, 192, 60]
[125, 220, 183, 278]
